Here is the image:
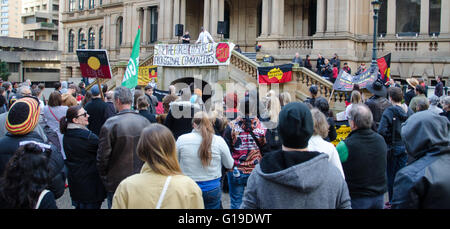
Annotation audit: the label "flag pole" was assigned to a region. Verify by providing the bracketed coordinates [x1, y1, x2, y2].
[328, 89, 335, 103]
[97, 79, 104, 101]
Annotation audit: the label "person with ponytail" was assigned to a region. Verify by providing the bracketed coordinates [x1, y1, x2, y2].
[176, 112, 233, 209]
[60, 106, 106, 209]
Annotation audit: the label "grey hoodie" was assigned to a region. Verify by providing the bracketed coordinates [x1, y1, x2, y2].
[241, 150, 351, 209]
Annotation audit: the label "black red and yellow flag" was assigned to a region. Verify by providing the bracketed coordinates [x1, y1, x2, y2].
[138, 65, 158, 86]
[258, 64, 293, 84]
[76, 50, 112, 79]
[377, 53, 391, 82]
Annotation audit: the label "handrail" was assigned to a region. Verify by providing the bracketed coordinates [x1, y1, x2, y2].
[230, 50, 260, 80]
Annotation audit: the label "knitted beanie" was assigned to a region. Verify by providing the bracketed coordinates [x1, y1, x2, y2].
[6, 97, 41, 135]
[277, 102, 314, 149]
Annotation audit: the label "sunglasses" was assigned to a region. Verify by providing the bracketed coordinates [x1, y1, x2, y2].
[77, 112, 88, 117]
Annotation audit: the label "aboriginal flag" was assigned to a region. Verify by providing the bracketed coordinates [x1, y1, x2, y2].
[377, 53, 391, 82]
[77, 50, 112, 79]
[258, 64, 293, 84]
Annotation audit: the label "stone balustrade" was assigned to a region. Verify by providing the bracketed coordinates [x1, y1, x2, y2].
[279, 39, 313, 50]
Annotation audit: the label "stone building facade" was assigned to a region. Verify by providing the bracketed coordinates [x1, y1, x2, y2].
[60, 0, 450, 86]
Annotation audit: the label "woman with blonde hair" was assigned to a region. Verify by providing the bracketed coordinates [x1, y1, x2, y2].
[112, 124, 204, 209]
[176, 112, 233, 209]
[307, 108, 345, 178]
[265, 94, 282, 151]
[279, 92, 292, 108]
[345, 90, 363, 120]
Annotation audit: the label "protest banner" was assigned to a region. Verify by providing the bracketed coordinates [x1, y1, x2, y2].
[332, 66, 379, 91]
[153, 42, 235, 67]
[138, 65, 158, 86]
[76, 49, 112, 79]
[258, 64, 293, 84]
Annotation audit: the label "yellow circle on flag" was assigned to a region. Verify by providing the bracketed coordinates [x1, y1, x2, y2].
[87, 56, 101, 70]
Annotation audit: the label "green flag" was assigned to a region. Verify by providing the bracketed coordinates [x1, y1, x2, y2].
[122, 27, 141, 89]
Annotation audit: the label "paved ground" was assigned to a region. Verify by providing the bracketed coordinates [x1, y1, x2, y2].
[56, 187, 231, 209]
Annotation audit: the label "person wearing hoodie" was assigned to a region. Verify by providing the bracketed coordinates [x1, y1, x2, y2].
[391, 110, 450, 209]
[377, 87, 413, 208]
[240, 102, 351, 209]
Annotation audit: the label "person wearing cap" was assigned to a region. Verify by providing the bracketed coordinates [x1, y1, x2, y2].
[240, 102, 351, 209]
[391, 110, 450, 209]
[336, 104, 387, 209]
[409, 85, 429, 113]
[0, 97, 65, 200]
[365, 78, 392, 130]
[84, 84, 112, 136]
[405, 78, 419, 106]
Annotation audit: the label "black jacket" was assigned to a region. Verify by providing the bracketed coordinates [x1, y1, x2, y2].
[85, 98, 112, 136]
[341, 128, 387, 198]
[164, 101, 201, 140]
[404, 89, 415, 106]
[138, 110, 157, 123]
[0, 132, 65, 199]
[365, 96, 391, 126]
[63, 127, 106, 203]
[378, 105, 413, 146]
[435, 81, 443, 97]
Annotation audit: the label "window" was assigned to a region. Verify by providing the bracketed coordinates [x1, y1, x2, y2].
[378, 0, 387, 36]
[8, 63, 19, 73]
[68, 30, 74, 52]
[88, 28, 95, 49]
[396, 0, 420, 35]
[429, 0, 441, 35]
[1, 0, 8, 4]
[69, 0, 75, 12]
[52, 34, 58, 41]
[100, 0, 102, 6]
[1, 6, 8, 11]
[89, 0, 95, 9]
[1, 12, 7, 17]
[53, 4, 59, 11]
[1, 18, 7, 23]
[79, 0, 84, 10]
[1, 30, 7, 36]
[78, 29, 85, 49]
[150, 7, 158, 43]
[99, 26, 103, 49]
[117, 17, 123, 46]
[1, 24, 7, 29]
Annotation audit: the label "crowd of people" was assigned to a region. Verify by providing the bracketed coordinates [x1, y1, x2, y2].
[0, 75, 449, 209]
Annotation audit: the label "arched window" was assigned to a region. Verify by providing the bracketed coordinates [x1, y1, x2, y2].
[79, 0, 84, 10]
[99, 26, 103, 49]
[88, 28, 95, 49]
[396, 0, 420, 35]
[149, 8, 158, 43]
[429, 0, 441, 35]
[378, 0, 387, 36]
[78, 29, 85, 49]
[68, 29, 74, 52]
[89, 0, 95, 9]
[69, 0, 75, 12]
[117, 17, 123, 46]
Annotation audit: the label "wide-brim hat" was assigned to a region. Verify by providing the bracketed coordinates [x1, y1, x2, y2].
[406, 78, 419, 89]
[367, 79, 387, 98]
[6, 96, 41, 135]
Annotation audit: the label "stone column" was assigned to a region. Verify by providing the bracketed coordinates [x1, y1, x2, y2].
[387, 0, 396, 35]
[440, 0, 449, 34]
[260, 0, 270, 37]
[164, 0, 173, 40]
[181, 0, 186, 27]
[173, 0, 181, 39]
[211, 0, 219, 38]
[143, 7, 149, 44]
[326, 0, 336, 34]
[219, 0, 224, 21]
[420, 0, 429, 36]
[278, 0, 284, 36]
[316, 0, 326, 35]
[203, 0, 211, 31]
[138, 8, 144, 43]
[270, 0, 280, 37]
[158, 0, 164, 41]
[337, 0, 350, 34]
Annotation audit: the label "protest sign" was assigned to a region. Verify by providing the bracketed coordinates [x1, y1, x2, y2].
[76, 49, 112, 79]
[332, 66, 379, 91]
[153, 42, 235, 67]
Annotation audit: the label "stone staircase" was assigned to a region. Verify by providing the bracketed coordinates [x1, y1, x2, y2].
[241, 52, 257, 62]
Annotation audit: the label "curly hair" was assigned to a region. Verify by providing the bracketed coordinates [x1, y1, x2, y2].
[0, 143, 51, 208]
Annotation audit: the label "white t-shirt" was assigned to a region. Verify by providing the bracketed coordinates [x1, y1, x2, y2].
[196, 31, 214, 44]
[308, 135, 345, 179]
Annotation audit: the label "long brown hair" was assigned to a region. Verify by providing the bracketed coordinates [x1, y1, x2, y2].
[193, 112, 214, 167]
[137, 124, 182, 176]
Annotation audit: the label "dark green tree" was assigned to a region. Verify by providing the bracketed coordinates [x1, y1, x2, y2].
[0, 61, 10, 81]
